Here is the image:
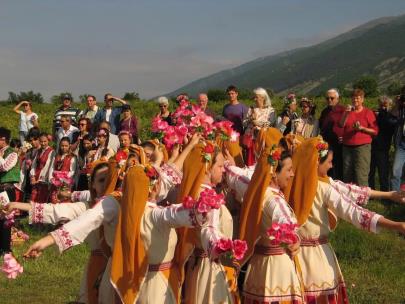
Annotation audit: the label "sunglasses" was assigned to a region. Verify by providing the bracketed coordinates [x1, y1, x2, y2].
[79, 123, 87, 126]
[159, 105, 167, 108]
[326, 97, 335, 100]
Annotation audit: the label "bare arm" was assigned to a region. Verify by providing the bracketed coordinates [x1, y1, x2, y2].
[24, 235, 55, 258]
[112, 96, 127, 105]
[357, 125, 376, 136]
[7, 202, 32, 212]
[377, 217, 405, 235]
[13, 101, 27, 114]
[172, 133, 201, 171]
[370, 190, 405, 204]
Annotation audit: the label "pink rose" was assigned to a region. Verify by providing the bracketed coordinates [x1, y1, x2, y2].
[196, 199, 211, 213]
[266, 222, 298, 246]
[230, 131, 239, 142]
[1, 254, 23, 279]
[232, 239, 248, 260]
[151, 117, 169, 132]
[215, 238, 233, 254]
[182, 196, 196, 209]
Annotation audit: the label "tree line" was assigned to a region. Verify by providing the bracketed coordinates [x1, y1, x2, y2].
[3, 75, 404, 104]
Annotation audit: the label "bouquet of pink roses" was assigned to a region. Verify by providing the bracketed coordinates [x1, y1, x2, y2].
[266, 222, 299, 247]
[1, 254, 23, 279]
[214, 121, 240, 142]
[213, 238, 248, 261]
[50, 171, 73, 189]
[182, 188, 225, 214]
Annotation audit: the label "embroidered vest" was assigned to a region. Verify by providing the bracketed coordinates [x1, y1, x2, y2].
[0, 147, 20, 184]
[34, 147, 54, 179]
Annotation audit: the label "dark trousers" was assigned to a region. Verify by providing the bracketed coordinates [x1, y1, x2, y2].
[369, 148, 390, 191]
[328, 143, 343, 180]
[0, 184, 16, 254]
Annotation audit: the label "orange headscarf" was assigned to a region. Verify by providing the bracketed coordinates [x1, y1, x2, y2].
[238, 128, 283, 266]
[110, 165, 150, 304]
[284, 137, 333, 226]
[254, 127, 283, 157]
[216, 136, 244, 168]
[284, 133, 305, 154]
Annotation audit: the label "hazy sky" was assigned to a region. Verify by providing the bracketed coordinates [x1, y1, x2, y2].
[1, 0, 405, 100]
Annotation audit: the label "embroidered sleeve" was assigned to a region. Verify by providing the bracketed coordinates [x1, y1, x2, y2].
[49, 196, 119, 253]
[150, 203, 206, 229]
[224, 164, 252, 203]
[153, 163, 183, 203]
[71, 190, 91, 202]
[29, 202, 88, 225]
[50, 226, 75, 252]
[200, 208, 225, 259]
[0, 152, 18, 172]
[324, 183, 381, 233]
[330, 179, 371, 206]
[268, 195, 297, 225]
[29, 202, 45, 224]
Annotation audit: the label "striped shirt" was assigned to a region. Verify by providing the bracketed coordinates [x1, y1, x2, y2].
[53, 106, 81, 133]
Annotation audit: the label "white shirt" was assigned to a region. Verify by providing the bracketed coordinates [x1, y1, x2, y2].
[56, 125, 79, 146]
[19, 112, 38, 132]
[105, 108, 112, 122]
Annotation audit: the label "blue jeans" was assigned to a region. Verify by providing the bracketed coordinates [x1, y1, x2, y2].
[391, 139, 405, 190]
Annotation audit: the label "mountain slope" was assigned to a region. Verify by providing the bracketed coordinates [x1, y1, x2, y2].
[168, 14, 405, 97]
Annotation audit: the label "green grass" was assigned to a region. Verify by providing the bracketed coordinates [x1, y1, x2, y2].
[0, 201, 404, 304]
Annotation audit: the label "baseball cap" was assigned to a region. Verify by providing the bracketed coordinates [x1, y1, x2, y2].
[62, 94, 72, 101]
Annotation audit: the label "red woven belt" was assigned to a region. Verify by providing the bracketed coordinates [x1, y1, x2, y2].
[300, 237, 329, 247]
[254, 245, 285, 256]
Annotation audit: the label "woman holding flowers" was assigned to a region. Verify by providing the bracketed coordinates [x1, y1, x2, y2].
[25, 137, 200, 304]
[49, 137, 77, 203]
[243, 87, 276, 166]
[285, 137, 405, 303]
[177, 142, 246, 304]
[231, 127, 305, 304]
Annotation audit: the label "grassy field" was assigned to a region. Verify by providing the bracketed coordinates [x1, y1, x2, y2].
[0, 97, 404, 303]
[0, 202, 403, 304]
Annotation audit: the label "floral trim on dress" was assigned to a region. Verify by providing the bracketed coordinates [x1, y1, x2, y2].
[30, 203, 44, 224]
[360, 211, 373, 231]
[224, 165, 250, 185]
[331, 179, 370, 206]
[160, 163, 182, 185]
[51, 226, 74, 252]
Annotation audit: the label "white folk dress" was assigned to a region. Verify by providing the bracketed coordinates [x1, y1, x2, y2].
[50, 164, 186, 304]
[183, 184, 236, 304]
[225, 165, 306, 304]
[297, 180, 377, 304]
